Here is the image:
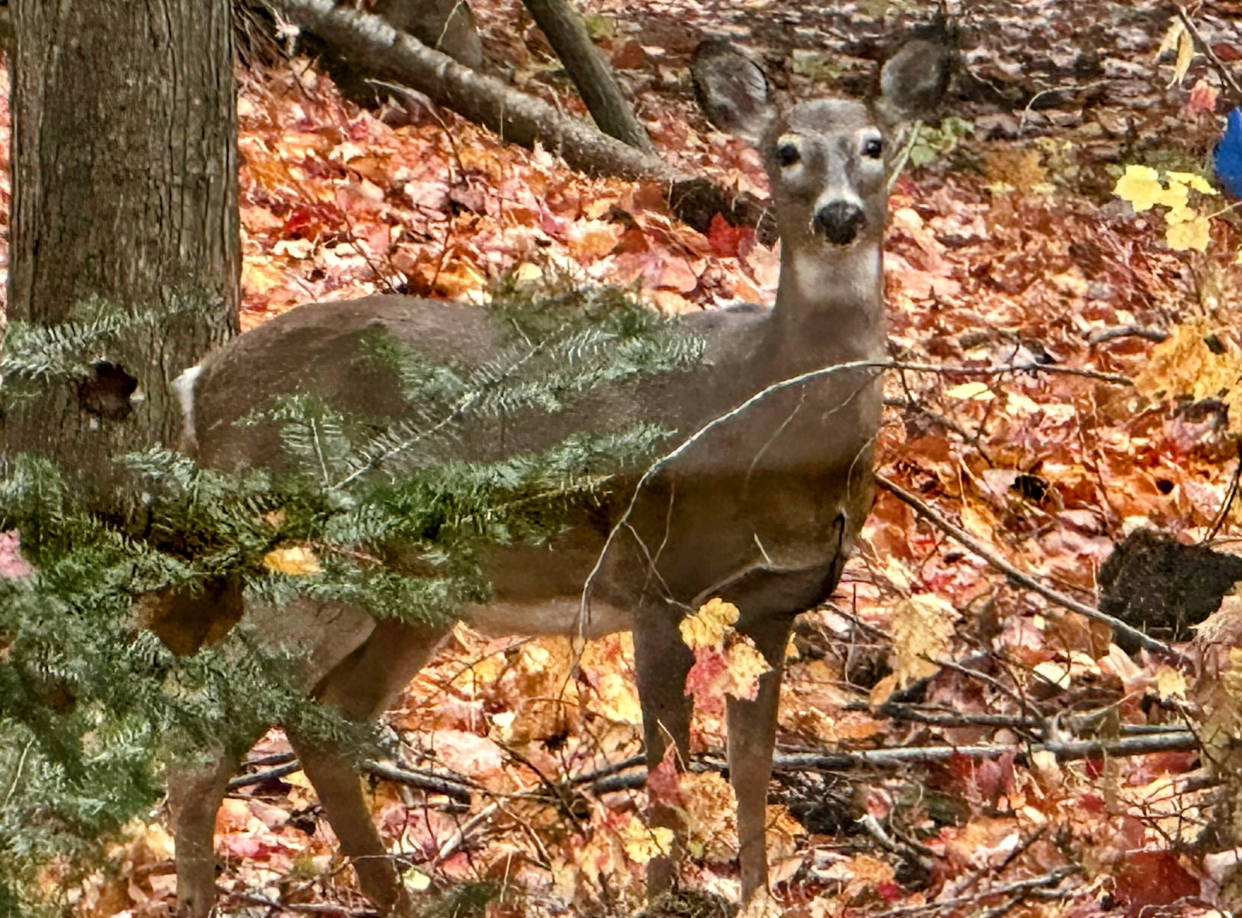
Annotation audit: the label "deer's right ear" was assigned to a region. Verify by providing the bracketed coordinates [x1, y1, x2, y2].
[691, 40, 774, 144]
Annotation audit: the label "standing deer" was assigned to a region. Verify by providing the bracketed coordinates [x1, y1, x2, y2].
[169, 38, 946, 917]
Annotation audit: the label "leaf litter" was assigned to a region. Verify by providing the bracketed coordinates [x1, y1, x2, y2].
[12, 0, 1242, 914]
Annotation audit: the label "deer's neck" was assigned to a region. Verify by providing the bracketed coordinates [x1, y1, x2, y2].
[764, 243, 886, 374]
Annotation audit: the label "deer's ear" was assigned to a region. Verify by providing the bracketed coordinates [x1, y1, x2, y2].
[875, 38, 953, 127]
[692, 40, 775, 144]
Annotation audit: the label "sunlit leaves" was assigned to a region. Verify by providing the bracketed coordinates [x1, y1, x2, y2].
[1113, 164, 1219, 252]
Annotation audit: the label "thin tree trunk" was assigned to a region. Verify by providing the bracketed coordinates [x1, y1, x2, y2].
[520, 0, 653, 151]
[5, 0, 239, 509]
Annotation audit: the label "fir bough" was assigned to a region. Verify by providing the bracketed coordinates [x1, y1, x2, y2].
[0, 285, 702, 911]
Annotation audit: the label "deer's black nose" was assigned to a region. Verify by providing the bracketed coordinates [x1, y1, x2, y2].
[813, 201, 865, 245]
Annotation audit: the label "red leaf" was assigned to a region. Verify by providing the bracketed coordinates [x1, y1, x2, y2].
[1187, 78, 1219, 117]
[1213, 41, 1242, 62]
[685, 648, 727, 701]
[646, 745, 683, 808]
[0, 531, 33, 580]
[707, 213, 751, 258]
[1113, 850, 1199, 917]
[611, 40, 650, 71]
[876, 881, 903, 903]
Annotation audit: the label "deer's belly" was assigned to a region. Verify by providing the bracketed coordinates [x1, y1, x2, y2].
[462, 598, 634, 639]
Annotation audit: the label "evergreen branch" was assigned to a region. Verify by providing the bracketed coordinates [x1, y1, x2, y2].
[0, 295, 207, 384]
[333, 322, 573, 490]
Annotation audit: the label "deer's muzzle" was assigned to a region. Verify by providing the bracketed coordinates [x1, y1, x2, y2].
[813, 201, 866, 246]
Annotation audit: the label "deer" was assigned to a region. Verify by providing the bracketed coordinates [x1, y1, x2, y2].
[168, 37, 946, 918]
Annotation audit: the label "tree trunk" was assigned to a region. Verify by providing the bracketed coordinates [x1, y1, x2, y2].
[5, 0, 239, 509]
[376, 0, 484, 69]
[520, 0, 653, 151]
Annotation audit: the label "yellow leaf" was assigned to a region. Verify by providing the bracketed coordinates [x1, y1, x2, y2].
[1167, 171, 1218, 195]
[583, 634, 643, 724]
[1154, 179, 1190, 213]
[1134, 320, 1242, 402]
[890, 594, 958, 687]
[1155, 665, 1188, 701]
[1033, 660, 1070, 689]
[1173, 29, 1195, 84]
[619, 817, 674, 863]
[945, 381, 994, 400]
[724, 639, 772, 700]
[1166, 214, 1211, 251]
[1156, 19, 1184, 58]
[682, 771, 738, 863]
[402, 868, 432, 892]
[1114, 165, 1164, 211]
[869, 672, 899, 708]
[262, 545, 320, 575]
[680, 598, 739, 650]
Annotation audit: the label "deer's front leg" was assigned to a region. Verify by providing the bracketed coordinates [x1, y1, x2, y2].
[632, 600, 695, 895]
[718, 549, 845, 902]
[726, 611, 794, 902]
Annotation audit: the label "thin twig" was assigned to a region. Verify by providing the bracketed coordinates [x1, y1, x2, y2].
[227, 761, 303, 790]
[227, 756, 477, 802]
[774, 730, 1197, 771]
[879, 704, 1042, 731]
[864, 866, 1079, 918]
[1205, 439, 1242, 542]
[1174, 4, 1242, 101]
[888, 120, 923, 191]
[859, 813, 935, 866]
[877, 474, 1181, 659]
[586, 732, 1197, 794]
[2, 740, 33, 811]
[224, 889, 379, 916]
[568, 754, 646, 786]
[1086, 325, 1169, 346]
[1019, 81, 1110, 133]
[431, 798, 503, 865]
[241, 751, 297, 768]
[363, 759, 475, 803]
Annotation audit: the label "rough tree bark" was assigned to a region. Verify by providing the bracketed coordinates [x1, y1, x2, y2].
[5, 0, 239, 509]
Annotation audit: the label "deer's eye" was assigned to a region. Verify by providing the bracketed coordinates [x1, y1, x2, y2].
[863, 137, 883, 159]
[776, 141, 801, 167]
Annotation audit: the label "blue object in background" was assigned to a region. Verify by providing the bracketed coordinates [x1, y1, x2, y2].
[1215, 106, 1242, 199]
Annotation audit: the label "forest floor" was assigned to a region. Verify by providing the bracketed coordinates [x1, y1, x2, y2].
[42, 0, 1242, 915]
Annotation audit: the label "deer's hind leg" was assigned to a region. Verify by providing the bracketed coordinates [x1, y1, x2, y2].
[288, 618, 450, 916]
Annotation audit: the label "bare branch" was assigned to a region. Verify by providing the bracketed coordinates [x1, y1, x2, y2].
[877, 474, 1182, 660]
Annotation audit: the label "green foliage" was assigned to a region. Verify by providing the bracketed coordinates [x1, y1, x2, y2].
[345, 285, 701, 485]
[0, 286, 699, 911]
[907, 115, 973, 168]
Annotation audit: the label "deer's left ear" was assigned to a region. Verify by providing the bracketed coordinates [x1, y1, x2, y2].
[874, 37, 954, 131]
